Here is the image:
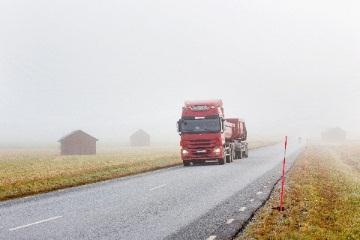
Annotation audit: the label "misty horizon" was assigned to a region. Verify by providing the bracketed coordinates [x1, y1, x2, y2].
[1, 0, 359, 147]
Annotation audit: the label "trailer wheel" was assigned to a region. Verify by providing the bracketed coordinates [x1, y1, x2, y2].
[238, 150, 243, 159]
[235, 151, 239, 159]
[243, 148, 249, 158]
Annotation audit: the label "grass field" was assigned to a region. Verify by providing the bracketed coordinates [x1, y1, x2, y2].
[0, 148, 181, 201]
[237, 143, 360, 240]
[0, 141, 273, 201]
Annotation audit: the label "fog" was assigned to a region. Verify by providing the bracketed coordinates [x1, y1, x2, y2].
[0, 0, 359, 147]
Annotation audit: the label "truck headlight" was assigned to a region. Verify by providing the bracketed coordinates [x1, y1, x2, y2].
[182, 149, 189, 155]
[213, 147, 221, 154]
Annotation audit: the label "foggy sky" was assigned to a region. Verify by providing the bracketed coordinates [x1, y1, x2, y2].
[1, 0, 359, 146]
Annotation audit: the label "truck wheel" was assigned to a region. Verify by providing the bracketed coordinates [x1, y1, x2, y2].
[226, 153, 231, 163]
[235, 151, 240, 159]
[219, 152, 226, 165]
[183, 161, 190, 166]
[243, 149, 248, 158]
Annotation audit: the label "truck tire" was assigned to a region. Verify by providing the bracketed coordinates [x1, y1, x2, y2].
[238, 150, 243, 159]
[235, 151, 238, 159]
[231, 148, 235, 162]
[183, 161, 190, 166]
[226, 149, 232, 163]
[243, 148, 249, 158]
[226, 146, 235, 163]
[219, 152, 226, 165]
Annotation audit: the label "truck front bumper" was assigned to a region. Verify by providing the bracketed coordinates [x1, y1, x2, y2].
[181, 148, 223, 161]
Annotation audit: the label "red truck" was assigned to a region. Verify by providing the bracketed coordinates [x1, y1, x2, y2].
[177, 100, 248, 166]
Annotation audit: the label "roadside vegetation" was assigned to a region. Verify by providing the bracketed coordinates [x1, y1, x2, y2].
[237, 143, 360, 240]
[0, 148, 180, 201]
[0, 141, 273, 201]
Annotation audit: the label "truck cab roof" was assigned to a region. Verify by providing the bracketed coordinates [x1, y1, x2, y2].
[184, 99, 223, 108]
[182, 99, 224, 118]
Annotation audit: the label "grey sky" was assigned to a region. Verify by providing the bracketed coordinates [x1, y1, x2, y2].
[1, 0, 359, 146]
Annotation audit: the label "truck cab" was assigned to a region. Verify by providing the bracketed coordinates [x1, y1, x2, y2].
[177, 100, 249, 166]
[177, 100, 231, 166]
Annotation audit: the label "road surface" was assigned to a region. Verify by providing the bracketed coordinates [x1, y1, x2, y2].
[0, 143, 303, 240]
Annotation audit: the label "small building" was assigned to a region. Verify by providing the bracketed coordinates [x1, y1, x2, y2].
[130, 129, 150, 147]
[59, 130, 98, 155]
[321, 127, 346, 142]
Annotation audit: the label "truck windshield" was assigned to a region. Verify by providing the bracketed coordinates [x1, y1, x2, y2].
[180, 118, 221, 133]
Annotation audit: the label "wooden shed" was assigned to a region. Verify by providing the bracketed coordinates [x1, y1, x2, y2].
[130, 129, 150, 147]
[59, 130, 98, 155]
[321, 127, 346, 142]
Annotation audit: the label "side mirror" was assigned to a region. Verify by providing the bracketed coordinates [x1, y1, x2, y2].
[220, 118, 225, 133]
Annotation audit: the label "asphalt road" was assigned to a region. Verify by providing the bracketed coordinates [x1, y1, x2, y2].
[0, 142, 303, 240]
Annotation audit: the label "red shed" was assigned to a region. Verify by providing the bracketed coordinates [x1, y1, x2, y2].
[59, 130, 98, 155]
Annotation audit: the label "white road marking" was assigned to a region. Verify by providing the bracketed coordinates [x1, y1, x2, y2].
[256, 191, 263, 195]
[239, 207, 247, 212]
[206, 235, 217, 240]
[250, 198, 255, 202]
[149, 184, 167, 191]
[226, 219, 235, 224]
[9, 216, 62, 231]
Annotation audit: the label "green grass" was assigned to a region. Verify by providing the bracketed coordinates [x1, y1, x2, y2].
[237, 144, 360, 240]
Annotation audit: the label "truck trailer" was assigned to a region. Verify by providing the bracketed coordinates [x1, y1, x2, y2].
[177, 100, 248, 166]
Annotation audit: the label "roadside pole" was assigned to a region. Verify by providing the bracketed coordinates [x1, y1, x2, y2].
[279, 136, 288, 211]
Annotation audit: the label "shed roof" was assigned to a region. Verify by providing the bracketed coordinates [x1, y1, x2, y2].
[58, 130, 98, 142]
[323, 127, 346, 134]
[130, 129, 150, 138]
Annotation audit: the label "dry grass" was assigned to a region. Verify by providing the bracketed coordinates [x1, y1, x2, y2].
[237, 144, 360, 240]
[0, 148, 180, 201]
[0, 141, 274, 201]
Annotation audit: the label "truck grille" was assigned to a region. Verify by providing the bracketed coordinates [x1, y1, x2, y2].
[186, 139, 217, 158]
